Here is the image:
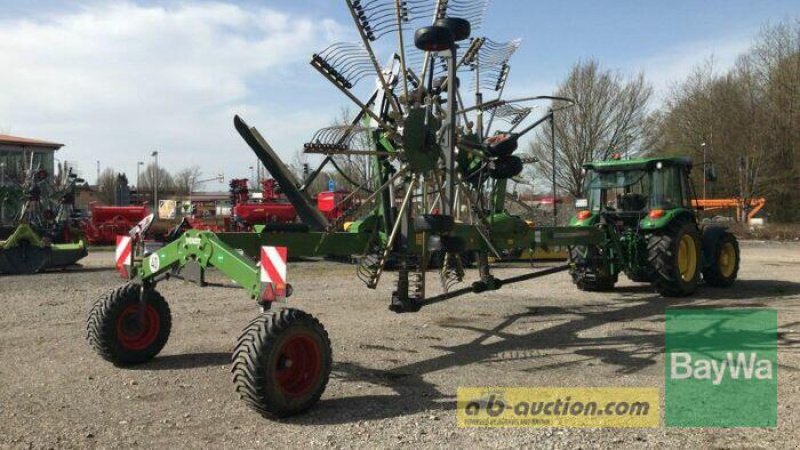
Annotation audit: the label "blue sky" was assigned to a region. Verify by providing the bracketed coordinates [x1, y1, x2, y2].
[0, 0, 798, 190]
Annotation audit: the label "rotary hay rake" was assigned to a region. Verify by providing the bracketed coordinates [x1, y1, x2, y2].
[87, 0, 602, 419]
[0, 161, 87, 274]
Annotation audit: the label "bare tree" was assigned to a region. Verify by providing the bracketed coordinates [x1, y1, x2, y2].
[138, 163, 175, 194]
[329, 107, 373, 191]
[96, 168, 118, 204]
[658, 20, 800, 221]
[173, 166, 202, 195]
[527, 59, 657, 197]
[96, 169, 130, 205]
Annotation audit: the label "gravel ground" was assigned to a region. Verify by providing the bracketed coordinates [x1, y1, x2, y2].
[1, 241, 799, 448]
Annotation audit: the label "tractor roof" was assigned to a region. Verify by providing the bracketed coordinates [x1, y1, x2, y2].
[584, 156, 693, 172]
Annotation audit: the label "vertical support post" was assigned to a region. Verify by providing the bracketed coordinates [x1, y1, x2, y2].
[443, 46, 458, 216]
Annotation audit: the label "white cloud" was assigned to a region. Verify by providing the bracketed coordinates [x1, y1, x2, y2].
[630, 34, 754, 103]
[0, 2, 346, 187]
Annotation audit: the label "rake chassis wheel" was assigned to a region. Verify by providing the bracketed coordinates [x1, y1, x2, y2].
[231, 308, 332, 419]
[87, 283, 172, 365]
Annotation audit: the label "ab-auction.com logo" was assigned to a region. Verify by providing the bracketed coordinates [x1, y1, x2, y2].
[456, 387, 659, 428]
[665, 309, 777, 428]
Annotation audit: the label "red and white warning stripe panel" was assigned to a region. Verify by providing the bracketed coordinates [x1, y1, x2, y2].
[115, 235, 132, 279]
[260, 246, 287, 285]
[260, 246, 287, 301]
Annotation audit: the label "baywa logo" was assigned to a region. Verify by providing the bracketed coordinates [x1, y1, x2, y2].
[665, 309, 777, 428]
[670, 352, 774, 385]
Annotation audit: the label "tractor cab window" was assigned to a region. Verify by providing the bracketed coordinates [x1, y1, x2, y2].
[585, 170, 650, 213]
[650, 166, 685, 210]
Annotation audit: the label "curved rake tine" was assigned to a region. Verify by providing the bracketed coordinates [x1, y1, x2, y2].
[346, 0, 400, 115]
[394, 0, 410, 103]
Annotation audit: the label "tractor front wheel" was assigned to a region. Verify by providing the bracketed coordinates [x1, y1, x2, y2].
[87, 283, 172, 365]
[231, 308, 332, 419]
[648, 221, 702, 297]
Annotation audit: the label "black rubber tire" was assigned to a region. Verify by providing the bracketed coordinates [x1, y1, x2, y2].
[648, 220, 702, 297]
[488, 156, 523, 179]
[87, 283, 172, 365]
[486, 134, 519, 157]
[414, 25, 454, 52]
[702, 232, 740, 287]
[433, 17, 471, 42]
[231, 309, 332, 419]
[427, 235, 467, 253]
[569, 246, 617, 291]
[414, 214, 455, 233]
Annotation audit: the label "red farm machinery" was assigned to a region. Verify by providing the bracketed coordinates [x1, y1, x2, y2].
[81, 203, 151, 245]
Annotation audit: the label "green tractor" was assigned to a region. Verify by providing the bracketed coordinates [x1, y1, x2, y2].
[568, 156, 740, 297]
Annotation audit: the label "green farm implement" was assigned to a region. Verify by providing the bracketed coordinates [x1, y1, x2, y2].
[0, 224, 86, 274]
[87, 0, 604, 419]
[567, 156, 740, 296]
[0, 160, 87, 275]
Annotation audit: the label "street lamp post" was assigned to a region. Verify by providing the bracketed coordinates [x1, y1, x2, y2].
[151, 151, 159, 219]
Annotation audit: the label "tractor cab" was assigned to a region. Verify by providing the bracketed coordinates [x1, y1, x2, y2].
[573, 156, 695, 228]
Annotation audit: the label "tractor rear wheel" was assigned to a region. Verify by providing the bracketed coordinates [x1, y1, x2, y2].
[702, 232, 740, 287]
[232, 308, 332, 419]
[648, 220, 701, 297]
[87, 283, 172, 365]
[569, 246, 617, 291]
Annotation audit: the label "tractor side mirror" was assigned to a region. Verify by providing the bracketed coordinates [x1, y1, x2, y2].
[705, 163, 717, 182]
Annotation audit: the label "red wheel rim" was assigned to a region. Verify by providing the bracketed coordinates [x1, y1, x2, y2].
[116, 304, 160, 351]
[273, 333, 322, 397]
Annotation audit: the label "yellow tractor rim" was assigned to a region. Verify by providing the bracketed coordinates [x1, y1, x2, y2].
[677, 234, 697, 282]
[718, 242, 736, 278]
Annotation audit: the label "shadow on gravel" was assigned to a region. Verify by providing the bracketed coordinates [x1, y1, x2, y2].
[294, 278, 800, 424]
[130, 352, 230, 371]
[289, 361, 453, 425]
[698, 279, 800, 299]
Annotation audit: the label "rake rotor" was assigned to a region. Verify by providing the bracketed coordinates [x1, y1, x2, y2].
[299, 0, 576, 307]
